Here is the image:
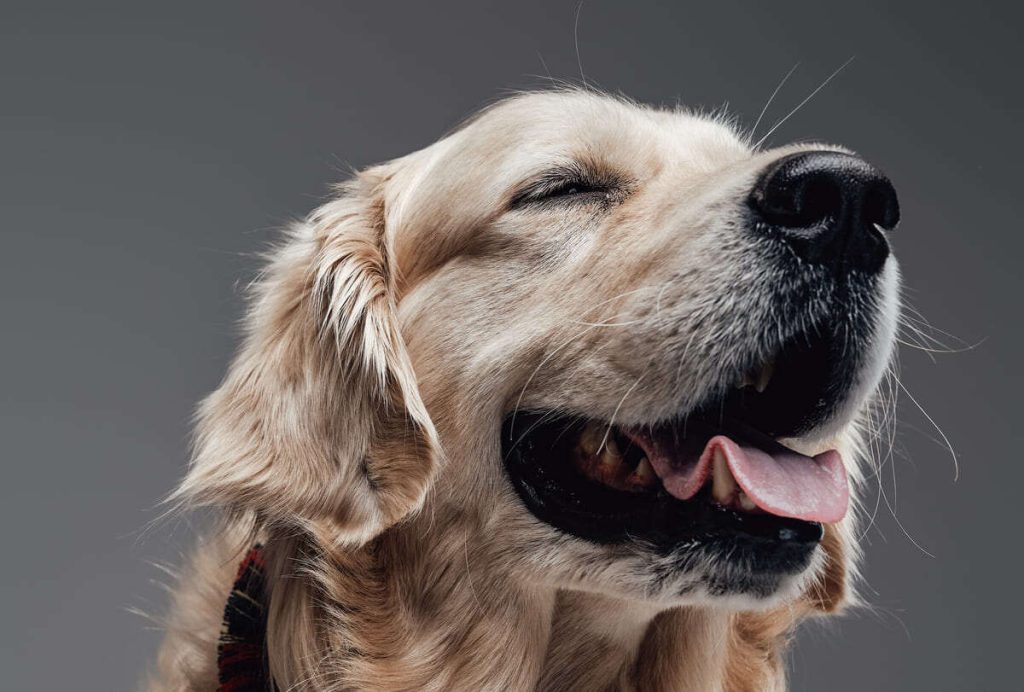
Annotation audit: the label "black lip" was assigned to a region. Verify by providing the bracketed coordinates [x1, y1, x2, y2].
[503, 414, 823, 576]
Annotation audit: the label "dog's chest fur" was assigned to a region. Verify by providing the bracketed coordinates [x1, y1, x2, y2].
[286, 528, 790, 691]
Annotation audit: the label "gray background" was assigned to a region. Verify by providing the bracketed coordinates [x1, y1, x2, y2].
[2, 1, 1019, 689]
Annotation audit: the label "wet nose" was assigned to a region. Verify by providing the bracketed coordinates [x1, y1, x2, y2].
[749, 151, 899, 274]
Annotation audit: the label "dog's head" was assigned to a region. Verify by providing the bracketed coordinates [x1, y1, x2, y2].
[182, 91, 899, 612]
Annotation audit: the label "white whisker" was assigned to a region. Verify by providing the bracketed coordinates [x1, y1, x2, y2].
[750, 63, 800, 144]
[511, 286, 662, 431]
[599, 371, 647, 453]
[894, 376, 959, 482]
[574, 1, 588, 89]
[755, 57, 856, 150]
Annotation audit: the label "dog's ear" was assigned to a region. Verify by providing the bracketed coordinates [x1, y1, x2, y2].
[175, 170, 439, 546]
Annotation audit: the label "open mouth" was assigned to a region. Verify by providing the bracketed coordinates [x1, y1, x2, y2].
[502, 327, 854, 577]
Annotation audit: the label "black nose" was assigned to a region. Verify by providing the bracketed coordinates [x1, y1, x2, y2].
[749, 151, 899, 274]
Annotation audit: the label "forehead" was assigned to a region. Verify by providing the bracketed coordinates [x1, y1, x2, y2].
[385, 92, 752, 276]
[451, 91, 750, 174]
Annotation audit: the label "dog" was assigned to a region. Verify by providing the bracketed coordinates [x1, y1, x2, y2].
[150, 89, 901, 691]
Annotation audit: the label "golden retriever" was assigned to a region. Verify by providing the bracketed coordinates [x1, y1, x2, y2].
[150, 89, 900, 691]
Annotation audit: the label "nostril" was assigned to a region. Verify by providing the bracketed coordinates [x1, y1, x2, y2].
[790, 175, 842, 228]
[752, 160, 844, 230]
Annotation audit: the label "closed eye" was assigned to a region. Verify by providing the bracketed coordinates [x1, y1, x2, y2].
[509, 166, 621, 209]
[534, 179, 607, 201]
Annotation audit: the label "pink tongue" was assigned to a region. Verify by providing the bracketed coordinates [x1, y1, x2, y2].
[709, 436, 848, 523]
[631, 431, 849, 524]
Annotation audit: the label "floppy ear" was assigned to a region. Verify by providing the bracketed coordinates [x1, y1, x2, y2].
[176, 171, 440, 546]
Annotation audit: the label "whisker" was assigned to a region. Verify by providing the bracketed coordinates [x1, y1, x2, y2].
[599, 371, 647, 453]
[754, 56, 856, 150]
[505, 409, 565, 461]
[749, 63, 800, 144]
[536, 51, 554, 84]
[898, 317, 984, 354]
[878, 475, 936, 558]
[899, 301, 983, 350]
[510, 324, 598, 435]
[510, 286, 661, 431]
[894, 376, 959, 481]
[574, 1, 588, 90]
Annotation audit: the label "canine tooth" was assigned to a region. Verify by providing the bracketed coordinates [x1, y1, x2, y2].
[634, 456, 655, 482]
[738, 491, 757, 511]
[711, 447, 737, 504]
[755, 360, 775, 393]
[598, 435, 622, 467]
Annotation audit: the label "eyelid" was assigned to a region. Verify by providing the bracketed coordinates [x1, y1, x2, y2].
[509, 166, 615, 208]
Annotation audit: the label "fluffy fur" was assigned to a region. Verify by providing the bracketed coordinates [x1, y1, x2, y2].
[149, 90, 897, 691]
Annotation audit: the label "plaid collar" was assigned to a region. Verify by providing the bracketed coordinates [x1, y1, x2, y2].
[217, 545, 274, 691]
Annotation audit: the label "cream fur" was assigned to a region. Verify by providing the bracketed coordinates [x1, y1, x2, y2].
[148, 90, 898, 691]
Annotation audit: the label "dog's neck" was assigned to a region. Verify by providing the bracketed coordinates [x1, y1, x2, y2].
[275, 518, 794, 691]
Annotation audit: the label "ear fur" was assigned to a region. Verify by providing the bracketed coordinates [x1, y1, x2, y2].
[175, 170, 439, 546]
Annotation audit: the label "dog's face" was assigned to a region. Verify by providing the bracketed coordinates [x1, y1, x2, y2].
[384, 92, 900, 607]
[185, 91, 899, 613]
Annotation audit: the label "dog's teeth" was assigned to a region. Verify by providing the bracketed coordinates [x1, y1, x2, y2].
[634, 456, 655, 482]
[738, 491, 757, 511]
[711, 447, 737, 504]
[593, 436, 622, 466]
[754, 360, 775, 393]
[736, 360, 776, 392]
[599, 435, 623, 467]
[579, 422, 604, 457]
